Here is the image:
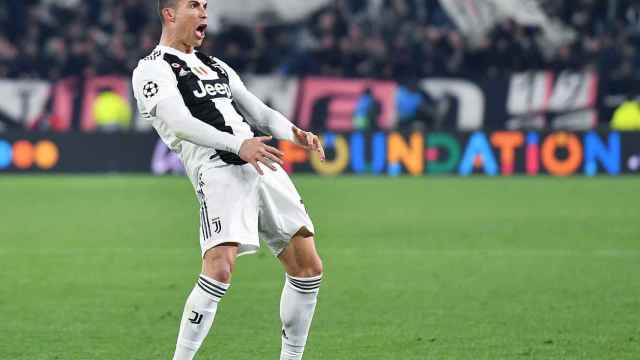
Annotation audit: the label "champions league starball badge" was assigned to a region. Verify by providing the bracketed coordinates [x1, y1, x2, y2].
[143, 81, 159, 99]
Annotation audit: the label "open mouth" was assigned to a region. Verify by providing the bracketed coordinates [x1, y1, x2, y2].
[195, 24, 207, 40]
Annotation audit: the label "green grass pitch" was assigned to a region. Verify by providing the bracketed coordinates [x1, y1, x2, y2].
[1, 175, 639, 359]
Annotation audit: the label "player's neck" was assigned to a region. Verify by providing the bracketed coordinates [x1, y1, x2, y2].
[159, 31, 195, 54]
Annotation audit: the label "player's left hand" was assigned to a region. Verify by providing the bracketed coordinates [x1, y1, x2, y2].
[292, 127, 325, 162]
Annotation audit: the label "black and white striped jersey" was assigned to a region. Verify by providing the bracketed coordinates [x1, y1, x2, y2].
[132, 45, 254, 181]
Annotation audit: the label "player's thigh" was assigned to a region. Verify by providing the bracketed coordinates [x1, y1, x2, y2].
[258, 166, 315, 257]
[278, 231, 323, 278]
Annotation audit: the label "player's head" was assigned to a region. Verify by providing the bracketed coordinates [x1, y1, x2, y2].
[157, 0, 208, 48]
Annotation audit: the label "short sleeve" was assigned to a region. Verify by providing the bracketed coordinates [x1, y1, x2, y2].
[132, 60, 180, 116]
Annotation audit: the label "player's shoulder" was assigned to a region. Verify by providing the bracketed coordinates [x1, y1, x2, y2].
[135, 47, 166, 70]
[209, 55, 233, 72]
[202, 54, 240, 81]
[133, 47, 175, 80]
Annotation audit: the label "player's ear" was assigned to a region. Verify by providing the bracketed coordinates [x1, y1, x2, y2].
[163, 7, 177, 23]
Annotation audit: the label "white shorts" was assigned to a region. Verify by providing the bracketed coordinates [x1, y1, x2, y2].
[194, 160, 315, 257]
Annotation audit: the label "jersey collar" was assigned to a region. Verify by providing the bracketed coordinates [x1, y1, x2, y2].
[157, 44, 198, 57]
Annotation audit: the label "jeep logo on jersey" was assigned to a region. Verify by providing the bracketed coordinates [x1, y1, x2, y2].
[193, 79, 232, 99]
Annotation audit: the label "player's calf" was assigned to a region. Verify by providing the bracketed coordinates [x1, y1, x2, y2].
[280, 272, 323, 360]
[278, 235, 324, 360]
[172, 244, 238, 360]
[172, 274, 230, 360]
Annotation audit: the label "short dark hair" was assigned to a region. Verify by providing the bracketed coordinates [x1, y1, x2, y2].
[157, 0, 178, 22]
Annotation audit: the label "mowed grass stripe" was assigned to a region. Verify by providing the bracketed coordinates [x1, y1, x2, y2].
[1, 248, 640, 257]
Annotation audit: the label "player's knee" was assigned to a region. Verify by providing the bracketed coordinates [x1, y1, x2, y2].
[309, 255, 323, 277]
[206, 265, 233, 284]
[213, 269, 232, 284]
[202, 244, 237, 283]
[295, 256, 324, 278]
[202, 257, 235, 284]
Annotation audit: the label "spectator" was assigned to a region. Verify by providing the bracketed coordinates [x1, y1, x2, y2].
[0, 0, 637, 82]
[352, 88, 381, 130]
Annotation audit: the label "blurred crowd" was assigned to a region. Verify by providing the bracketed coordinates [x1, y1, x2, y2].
[1, 0, 640, 82]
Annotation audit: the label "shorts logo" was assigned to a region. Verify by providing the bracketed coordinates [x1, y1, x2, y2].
[200, 206, 221, 239]
[211, 217, 222, 234]
[142, 81, 159, 99]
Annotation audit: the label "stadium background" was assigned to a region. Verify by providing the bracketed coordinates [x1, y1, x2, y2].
[1, 1, 639, 359]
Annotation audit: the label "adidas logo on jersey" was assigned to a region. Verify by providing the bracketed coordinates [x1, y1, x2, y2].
[143, 49, 161, 61]
[193, 79, 231, 99]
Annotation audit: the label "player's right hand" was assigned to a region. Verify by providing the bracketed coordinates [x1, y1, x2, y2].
[239, 136, 284, 175]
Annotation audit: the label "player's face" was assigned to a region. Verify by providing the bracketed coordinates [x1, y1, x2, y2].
[174, 0, 208, 48]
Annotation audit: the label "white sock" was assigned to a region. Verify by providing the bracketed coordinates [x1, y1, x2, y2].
[172, 275, 230, 360]
[280, 274, 322, 360]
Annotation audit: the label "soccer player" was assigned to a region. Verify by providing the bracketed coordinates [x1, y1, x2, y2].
[132, 1, 325, 359]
